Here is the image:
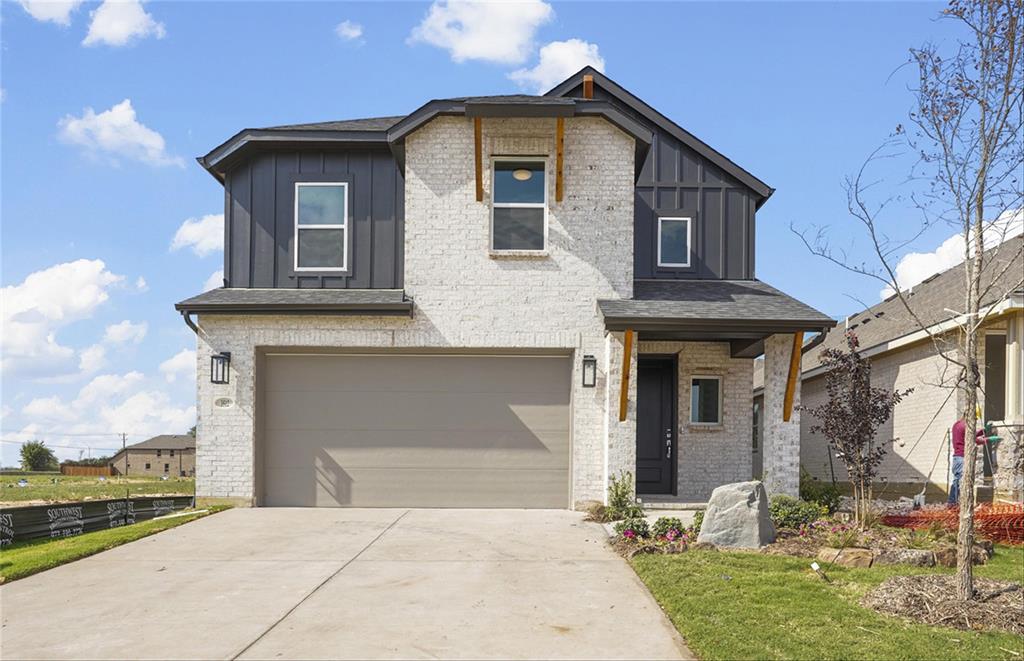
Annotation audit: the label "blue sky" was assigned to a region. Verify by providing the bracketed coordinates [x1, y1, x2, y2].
[0, 0, 993, 464]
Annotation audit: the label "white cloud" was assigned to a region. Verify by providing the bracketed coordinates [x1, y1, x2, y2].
[408, 0, 552, 64]
[159, 349, 196, 383]
[171, 214, 223, 257]
[17, 372, 194, 460]
[83, 0, 165, 47]
[881, 208, 1024, 299]
[509, 39, 604, 93]
[19, 0, 84, 25]
[204, 269, 224, 291]
[78, 344, 107, 373]
[1, 259, 123, 377]
[335, 19, 363, 41]
[103, 320, 147, 345]
[58, 99, 183, 167]
[135, 276, 148, 292]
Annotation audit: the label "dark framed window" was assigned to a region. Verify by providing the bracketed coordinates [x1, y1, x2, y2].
[690, 376, 722, 424]
[169, 449, 175, 457]
[491, 159, 546, 251]
[294, 182, 348, 270]
[145, 463, 151, 470]
[157, 449, 162, 457]
[164, 463, 170, 473]
[658, 216, 692, 267]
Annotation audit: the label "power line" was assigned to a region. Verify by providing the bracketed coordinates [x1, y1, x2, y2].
[0, 430, 147, 438]
[1, 439, 120, 452]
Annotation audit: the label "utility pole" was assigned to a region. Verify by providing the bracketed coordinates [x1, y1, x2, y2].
[121, 433, 128, 477]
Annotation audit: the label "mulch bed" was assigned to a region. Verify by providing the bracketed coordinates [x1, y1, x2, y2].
[862, 575, 1024, 636]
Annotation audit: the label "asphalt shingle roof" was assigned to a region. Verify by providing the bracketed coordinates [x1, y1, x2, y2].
[175, 288, 412, 314]
[598, 279, 835, 326]
[803, 235, 1024, 372]
[123, 435, 195, 452]
[260, 116, 406, 132]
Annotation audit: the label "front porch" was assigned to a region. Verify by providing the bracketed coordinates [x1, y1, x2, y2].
[599, 279, 836, 504]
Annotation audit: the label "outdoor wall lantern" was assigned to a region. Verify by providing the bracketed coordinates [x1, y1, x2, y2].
[211, 352, 231, 384]
[582, 354, 597, 388]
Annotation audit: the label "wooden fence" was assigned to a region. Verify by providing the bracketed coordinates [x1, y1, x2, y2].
[60, 464, 113, 477]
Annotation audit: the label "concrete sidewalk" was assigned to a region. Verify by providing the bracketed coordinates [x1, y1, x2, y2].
[0, 508, 691, 660]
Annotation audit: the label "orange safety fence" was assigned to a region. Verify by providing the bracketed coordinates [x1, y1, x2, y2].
[882, 503, 1024, 545]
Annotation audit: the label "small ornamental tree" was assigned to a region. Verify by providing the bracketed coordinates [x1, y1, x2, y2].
[19, 440, 58, 472]
[802, 332, 912, 527]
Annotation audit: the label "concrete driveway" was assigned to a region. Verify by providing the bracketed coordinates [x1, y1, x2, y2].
[0, 508, 690, 660]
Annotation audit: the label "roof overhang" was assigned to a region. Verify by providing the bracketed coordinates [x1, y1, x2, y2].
[545, 66, 774, 207]
[386, 97, 653, 180]
[198, 129, 390, 183]
[175, 289, 414, 317]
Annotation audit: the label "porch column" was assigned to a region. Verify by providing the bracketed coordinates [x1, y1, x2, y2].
[1001, 311, 1024, 499]
[604, 330, 638, 502]
[763, 333, 801, 497]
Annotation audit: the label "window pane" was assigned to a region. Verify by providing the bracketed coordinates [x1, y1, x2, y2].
[660, 219, 689, 265]
[494, 161, 544, 204]
[298, 185, 346, 225]
[691, 378, 720, 423]
[298, 228, 345, 268]
[493, 207, 544, 251]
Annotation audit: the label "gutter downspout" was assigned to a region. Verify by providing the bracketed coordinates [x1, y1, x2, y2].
[180, 310, 199, 334]
[801, 327, 831, 355]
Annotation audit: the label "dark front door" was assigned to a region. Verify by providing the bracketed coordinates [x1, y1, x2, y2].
[636, 357, 676, 495]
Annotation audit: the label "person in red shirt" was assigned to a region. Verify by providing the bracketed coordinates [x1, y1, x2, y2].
[948, 418, 987, 506]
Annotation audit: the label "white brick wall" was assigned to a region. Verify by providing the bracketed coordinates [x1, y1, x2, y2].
[639, 341, 754, 501]
[195, 116, 636, 506]
[763, 334, 800, 497]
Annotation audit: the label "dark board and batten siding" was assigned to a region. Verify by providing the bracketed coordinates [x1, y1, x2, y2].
[225, 149, 404, 289]
[561, 83, 757, 280]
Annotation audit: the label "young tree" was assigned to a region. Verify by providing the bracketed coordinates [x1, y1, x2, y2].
[802, 332, 912, 527]
[20, 441, 59, 472]
[796, 0, 1022, 600]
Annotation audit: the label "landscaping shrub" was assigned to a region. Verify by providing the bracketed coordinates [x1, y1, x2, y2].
[613, 516, 650, 539]
[652, 516, 684, 539]
[799, 467, 842, 514]
[606, 471, 644, 520]
[691, 510, 704, 535]
[823, 523, 864, 548]
[769, 495, 827, 530]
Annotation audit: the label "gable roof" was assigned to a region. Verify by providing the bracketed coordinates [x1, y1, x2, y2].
[115, 434, 195, 454]
[544, 66, 774, 205]
[261, 116, 406, 132]
[802, 235, 1024, 373]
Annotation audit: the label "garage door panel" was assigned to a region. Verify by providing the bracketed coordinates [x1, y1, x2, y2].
[265, 355, 570, 394]
[262, 429, 570, 470]
[261, 354, 571, 508]
[265, 466, 569, 508]
[265, 391, 569, 433]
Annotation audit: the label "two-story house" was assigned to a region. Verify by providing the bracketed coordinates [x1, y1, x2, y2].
[176, 67, 835, 508]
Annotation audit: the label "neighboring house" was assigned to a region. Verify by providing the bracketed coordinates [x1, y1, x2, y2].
[110, 435, 196, 477]
[175, 67, 834, 508]
[754, 236, 1024, 501]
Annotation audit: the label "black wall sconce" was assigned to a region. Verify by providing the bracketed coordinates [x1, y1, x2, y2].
[211, 352, 231, 384]
[582, 354, 597, 388]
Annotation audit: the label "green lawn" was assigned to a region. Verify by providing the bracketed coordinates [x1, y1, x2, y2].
[0, 473, 194, 504]
[0, 507, 226, 583]
[632, 546, 1024, 661]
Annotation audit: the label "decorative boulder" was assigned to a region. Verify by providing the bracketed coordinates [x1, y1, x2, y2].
[816, 547, 874, 568]
[874, 548, 935, 567]
[696, 481, 776, 549]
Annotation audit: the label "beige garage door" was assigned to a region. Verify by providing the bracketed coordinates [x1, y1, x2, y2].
[260, 353, 571, 508]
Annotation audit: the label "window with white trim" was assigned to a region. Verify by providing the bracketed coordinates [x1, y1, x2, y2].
[492, 159, 546, 251]
[658, 216, 691, 267]
[690, 375, 722, 424]
[294, 182, 348, 271]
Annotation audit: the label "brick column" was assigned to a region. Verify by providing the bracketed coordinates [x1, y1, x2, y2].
[763, 333, 800, 497]
[604, 330, 637, 503]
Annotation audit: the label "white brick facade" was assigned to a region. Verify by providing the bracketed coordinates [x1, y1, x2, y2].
[762, 334, 801, 497]
[195, 116, 636, 506]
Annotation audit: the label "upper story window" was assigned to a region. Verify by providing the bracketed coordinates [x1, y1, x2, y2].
[295, 183, 348, 271]
[492, 159, 546, 252]
[690, 375, 722, 425]
[658, 216, 691, 268]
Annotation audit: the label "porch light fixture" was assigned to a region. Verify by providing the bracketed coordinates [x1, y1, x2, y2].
[512, 168, 533, 181]
[211, 352, 231, 384]
[582, 354, 597, 388]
